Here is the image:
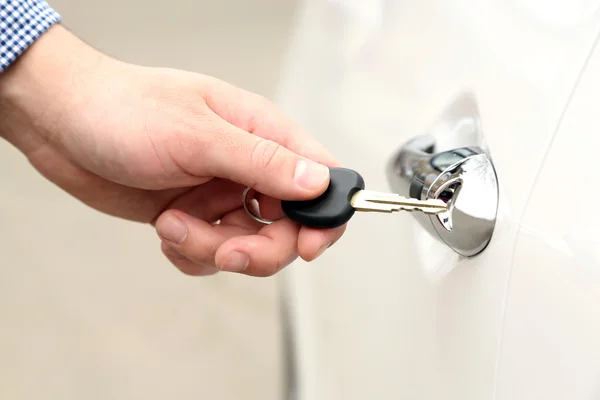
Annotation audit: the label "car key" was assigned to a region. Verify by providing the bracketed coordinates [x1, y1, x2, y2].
[281, 167, 448, 229]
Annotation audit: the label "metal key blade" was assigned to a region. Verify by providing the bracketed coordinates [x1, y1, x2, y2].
[350, 190, 448, 214]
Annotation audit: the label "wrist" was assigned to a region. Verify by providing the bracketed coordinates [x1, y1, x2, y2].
[0, 24, 106, 153]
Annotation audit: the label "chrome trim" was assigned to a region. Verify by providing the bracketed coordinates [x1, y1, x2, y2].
[386, 93, 500, 257]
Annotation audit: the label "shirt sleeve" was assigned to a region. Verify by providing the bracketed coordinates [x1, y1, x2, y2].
[0, 0, 61, 73]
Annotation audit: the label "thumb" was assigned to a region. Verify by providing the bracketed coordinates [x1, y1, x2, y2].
[205, 124, 331, 201]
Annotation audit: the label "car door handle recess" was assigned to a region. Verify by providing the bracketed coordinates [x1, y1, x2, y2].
[386, 93, 499, 257]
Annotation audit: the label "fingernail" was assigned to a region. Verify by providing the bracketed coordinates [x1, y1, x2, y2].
[294, 160, 329, 190]
[315, 241, 333, 259]
[157, 215, 187, 245]
[163, 246, 187, 260]
[221, 251, 250, 272]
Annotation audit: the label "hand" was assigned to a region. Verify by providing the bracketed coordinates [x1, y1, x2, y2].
[0, 25, 346, 277]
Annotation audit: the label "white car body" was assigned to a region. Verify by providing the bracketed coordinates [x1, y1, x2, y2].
[275, 1, 600, 399]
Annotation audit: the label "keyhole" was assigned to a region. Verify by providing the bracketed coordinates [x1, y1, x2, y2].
[432, 179, 463, 232]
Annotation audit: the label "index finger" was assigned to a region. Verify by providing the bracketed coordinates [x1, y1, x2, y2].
[202, 77, 341, 166]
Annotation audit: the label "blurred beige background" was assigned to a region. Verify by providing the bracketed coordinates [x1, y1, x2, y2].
[0, 0, 299, 398]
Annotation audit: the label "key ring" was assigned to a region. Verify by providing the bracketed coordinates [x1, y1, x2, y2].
[242, 187, 285, 225]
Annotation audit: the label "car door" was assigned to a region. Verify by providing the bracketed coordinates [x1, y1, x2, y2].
[495, 36, 600, 400]
[274, 1, 600, 399]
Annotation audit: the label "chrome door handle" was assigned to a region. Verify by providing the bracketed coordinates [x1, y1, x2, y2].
[386, 94, 499, 257]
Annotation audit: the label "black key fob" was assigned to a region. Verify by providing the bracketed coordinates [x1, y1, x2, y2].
[281, 167, 365, 229]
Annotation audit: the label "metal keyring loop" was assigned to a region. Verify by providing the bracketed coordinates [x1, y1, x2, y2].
[242, 187, 285, 225]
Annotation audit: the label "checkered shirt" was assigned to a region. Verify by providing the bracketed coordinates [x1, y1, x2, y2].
[0, 0, 61, 72]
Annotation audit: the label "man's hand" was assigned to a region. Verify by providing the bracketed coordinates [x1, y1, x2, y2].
[0, 25, 346, 277]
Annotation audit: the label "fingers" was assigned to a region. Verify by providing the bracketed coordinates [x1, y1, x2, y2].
[155, 206, 342, 277]
[297, 224, 347, 262]
[155, 178, 245, 223]
[156, 209, 253, 267]
[156, 208, 297, 277]
[154, 77, 350, 277]
[204, 122, 332, 201]
[167, 76, 344, 202]
[202, 77, 340, 167]
[247, 195, 346, 262]
[161, 241, 219, 276]
[214, 218, 301, 277]
[253, 193, 285, 221]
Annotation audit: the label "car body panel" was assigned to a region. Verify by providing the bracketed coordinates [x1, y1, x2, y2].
[496, 38, 600, 400]
[275, 1, 600, 399]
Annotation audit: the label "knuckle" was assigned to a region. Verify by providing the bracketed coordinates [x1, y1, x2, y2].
[185, 239, 221, 266]
[187, 247, 216, 266]
[250, 139, 284, 171]
[244, 113, 260, 134]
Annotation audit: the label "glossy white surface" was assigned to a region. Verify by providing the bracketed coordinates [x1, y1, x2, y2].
[276, 1, 600, 398]
[496, 38, 600, 399]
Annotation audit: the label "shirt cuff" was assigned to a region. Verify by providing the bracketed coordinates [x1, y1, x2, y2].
[0, 0, 61, 73]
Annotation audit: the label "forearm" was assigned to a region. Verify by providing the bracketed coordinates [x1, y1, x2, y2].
[0, 0, 61, 146]
[1, 25, 84, 148]
[0, 14, 111, 156]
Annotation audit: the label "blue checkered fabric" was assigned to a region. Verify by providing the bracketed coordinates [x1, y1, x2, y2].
[0, 0, 61, 72]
